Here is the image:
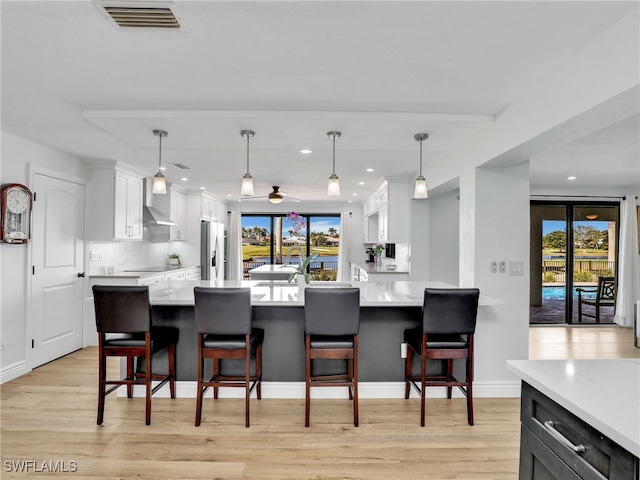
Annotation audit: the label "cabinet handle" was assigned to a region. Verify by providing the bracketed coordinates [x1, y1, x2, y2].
[543, 420, 586, 453]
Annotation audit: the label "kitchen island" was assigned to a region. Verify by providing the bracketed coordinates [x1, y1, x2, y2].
[130, 280, 500, 396]
[507, 359, 639, 478]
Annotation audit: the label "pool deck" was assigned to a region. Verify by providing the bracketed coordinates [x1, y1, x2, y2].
[530, 298, 615, 325]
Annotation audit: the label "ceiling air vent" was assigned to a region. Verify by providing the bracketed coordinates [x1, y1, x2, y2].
[94, 1, 186, 30]
[170, 163, 191, 170]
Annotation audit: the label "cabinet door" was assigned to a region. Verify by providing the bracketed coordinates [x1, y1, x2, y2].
[170, 190, 187, 241]
[114, 170, 143, 240]
[378, 204, 388, 242]
[201, 196, 214, 220]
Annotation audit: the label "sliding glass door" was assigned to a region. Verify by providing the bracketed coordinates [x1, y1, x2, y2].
[241, 213, 340, 280]
[530, 202, 619, 325]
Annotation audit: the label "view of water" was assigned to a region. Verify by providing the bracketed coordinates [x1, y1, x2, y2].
[249, 255, 339, 266]
[542, 286, 595, 300]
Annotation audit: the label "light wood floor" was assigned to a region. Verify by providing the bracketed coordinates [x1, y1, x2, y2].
[1, 325, 637, 479]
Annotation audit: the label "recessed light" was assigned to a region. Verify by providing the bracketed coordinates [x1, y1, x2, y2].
[348, 200, 353, 203]
[366, 168, 374, 172]
[227, 193, 232, 197]
[358, 181, 365, 185]
[352, 193, 358, 196]
[200, 186, 206, 190]
[159, 166, 166, 171]
[568, 176, 576, 180]
[300, 149, 312, 154]
[181, 177, 188, 181]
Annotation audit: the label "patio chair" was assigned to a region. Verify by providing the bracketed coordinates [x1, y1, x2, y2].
[576, 276, 616, 323]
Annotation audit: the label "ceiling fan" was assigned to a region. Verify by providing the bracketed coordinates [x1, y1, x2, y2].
[244, 186, 302, 204]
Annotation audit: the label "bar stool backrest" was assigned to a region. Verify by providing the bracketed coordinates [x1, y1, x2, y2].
[422, 288, 480, 335]
[304, 287, 360, 336]
[194, 287, 252, 335]
[92, 285, 151, 334]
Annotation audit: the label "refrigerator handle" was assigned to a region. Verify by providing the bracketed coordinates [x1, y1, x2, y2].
[212, 251, 216, 267]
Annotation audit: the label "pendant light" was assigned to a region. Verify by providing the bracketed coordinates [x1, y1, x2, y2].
[152, 129, 168, 194]
[327, 131, 341, 196]
[413, 133, 429, 199]
[240, 129, 255, 196]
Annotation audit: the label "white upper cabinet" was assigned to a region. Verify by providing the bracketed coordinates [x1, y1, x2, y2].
[201, 194, 216, 220]
[90, 164, 144, 241]
[362, 179, 410, 243]
[169, 188, 187, 241]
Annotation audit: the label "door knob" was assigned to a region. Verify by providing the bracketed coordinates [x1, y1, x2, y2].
[77, 272, 85, 278]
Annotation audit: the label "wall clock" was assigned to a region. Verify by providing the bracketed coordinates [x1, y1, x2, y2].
[1, 183, 33, 244]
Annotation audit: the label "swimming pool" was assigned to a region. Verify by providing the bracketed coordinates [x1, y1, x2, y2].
[542, 286, 595, 300]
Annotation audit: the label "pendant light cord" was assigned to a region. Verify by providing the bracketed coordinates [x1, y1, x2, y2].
[246, 133, 250, 174]
[331, 134, 336, 175]
[158, 133, 163, 171]
[418, 137, 423, 177]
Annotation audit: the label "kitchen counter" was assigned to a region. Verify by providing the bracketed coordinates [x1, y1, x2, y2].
[90, 265, 199, 278]
[248, 264, 299, 280]
[351, 260, 409, 274]
[147, 279, 502, 307]
[507, 359, 640, 457]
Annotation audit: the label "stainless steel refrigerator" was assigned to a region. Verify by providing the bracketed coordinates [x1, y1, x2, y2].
[200, 220, 224, 280]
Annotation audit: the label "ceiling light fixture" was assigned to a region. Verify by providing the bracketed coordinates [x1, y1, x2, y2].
[268, 186, 284, 204]
[585, 214, 599, 220]
[568, 176, 576, 180]
[327, 131, 341, 196]
[413, 133, 429, 199]
[152, 129, 168, 194]
[300, 149, 312, 154]
[240, 130, 255, 196]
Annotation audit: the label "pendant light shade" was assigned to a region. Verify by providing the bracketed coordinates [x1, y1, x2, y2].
[413, 133, 429, 199]
[327, 131, 341, 196]
[240, 130, 255, 196]
[152, 129, 168, 194]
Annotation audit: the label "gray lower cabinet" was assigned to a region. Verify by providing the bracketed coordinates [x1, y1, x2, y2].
[519, 382, 638, 480]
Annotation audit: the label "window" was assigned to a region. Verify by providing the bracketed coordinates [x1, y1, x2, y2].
[241, 214, 340, 280]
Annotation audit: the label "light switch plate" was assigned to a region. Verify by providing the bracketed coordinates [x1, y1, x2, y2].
[509, 261, 524, 276]
[401, 342, 407, 358]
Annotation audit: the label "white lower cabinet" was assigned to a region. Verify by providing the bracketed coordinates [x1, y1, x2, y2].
[165, 270, 186, 281]
[186, 266, 202, 280]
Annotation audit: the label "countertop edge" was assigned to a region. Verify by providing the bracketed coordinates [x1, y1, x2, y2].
[507, 359, 640, 458]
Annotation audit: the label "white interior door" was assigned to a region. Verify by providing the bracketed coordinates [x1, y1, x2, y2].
[31, 173, 85, 368]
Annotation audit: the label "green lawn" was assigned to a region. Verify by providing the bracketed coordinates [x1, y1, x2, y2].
[243, 245, 338, 260]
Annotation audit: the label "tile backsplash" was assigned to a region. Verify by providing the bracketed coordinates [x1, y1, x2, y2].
[88, 237, 188, 275]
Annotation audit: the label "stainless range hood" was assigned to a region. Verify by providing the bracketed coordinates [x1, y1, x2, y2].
[143, 178, 176, 226]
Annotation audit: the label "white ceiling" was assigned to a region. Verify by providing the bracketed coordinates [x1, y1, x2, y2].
[2, 1, 638, 204]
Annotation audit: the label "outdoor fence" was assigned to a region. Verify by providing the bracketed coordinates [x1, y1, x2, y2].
[542, 260, 615, 283]
[243, 259, 339, 280]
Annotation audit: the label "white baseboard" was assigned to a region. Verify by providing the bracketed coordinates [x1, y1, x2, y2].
[0, 361, 29, 384]
[119, 380, 521, 399]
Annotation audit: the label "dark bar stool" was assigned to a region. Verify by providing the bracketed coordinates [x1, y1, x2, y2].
[92, 285, 178, 426]
[404, 288, 480, 426]
[304, 287, 360, 427]
[193, 287, 264, 427]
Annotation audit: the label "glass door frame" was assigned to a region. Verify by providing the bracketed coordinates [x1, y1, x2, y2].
[531, 200, 620, 325]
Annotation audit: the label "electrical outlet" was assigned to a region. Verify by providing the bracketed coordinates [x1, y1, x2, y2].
[401, 342, 407, 358]
[499, 261, 506, 273]
[90, 251, 101, 261]
[490, 261, 497, 273]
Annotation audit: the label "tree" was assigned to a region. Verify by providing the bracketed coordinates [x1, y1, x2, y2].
[543, 230, 566, 251]
[327, 227, 338, 237]
[574, 225, 603, 250]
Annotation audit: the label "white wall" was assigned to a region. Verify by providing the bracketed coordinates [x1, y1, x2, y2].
[1, 132, 90, 382]
[428, 190, 460, 285]
[471, 163, 531, 387]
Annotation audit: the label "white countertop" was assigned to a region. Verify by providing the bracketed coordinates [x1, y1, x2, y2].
[147, 279, 502, 307]
[90, 265, 200, 278]
[507, 359, 640, 457]
[248, 264, 299, 274]
[351, 260, 409, 274]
